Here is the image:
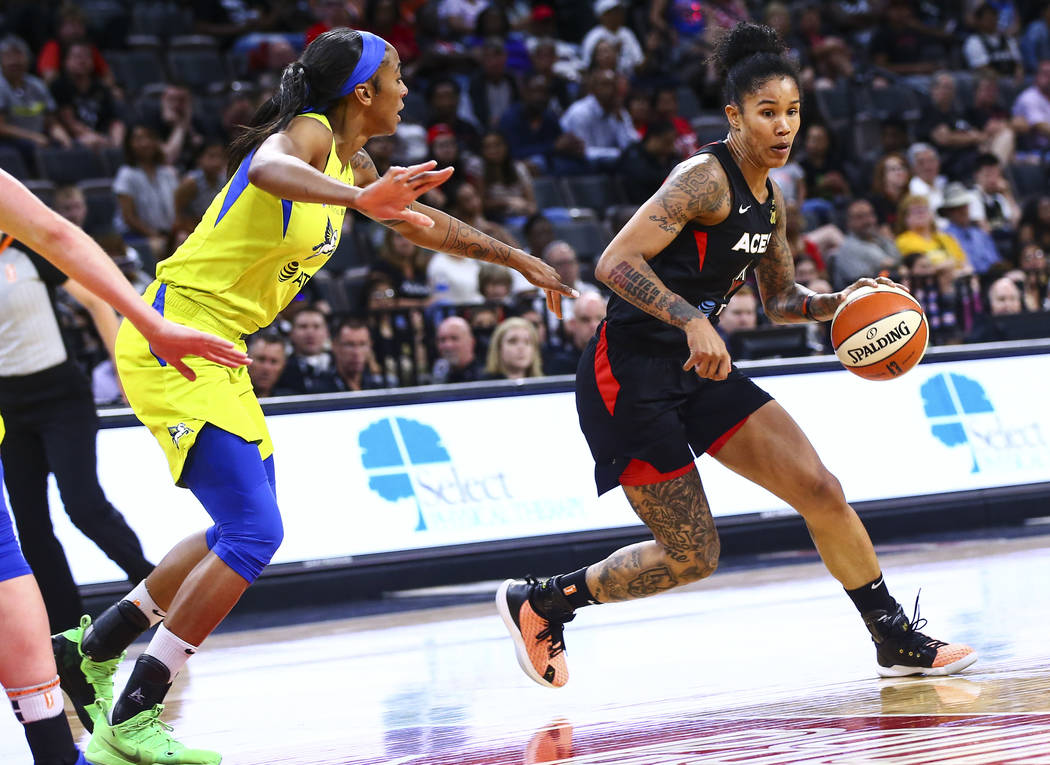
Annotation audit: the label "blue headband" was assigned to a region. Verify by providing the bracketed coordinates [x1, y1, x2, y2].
[338, 31, 386, 97]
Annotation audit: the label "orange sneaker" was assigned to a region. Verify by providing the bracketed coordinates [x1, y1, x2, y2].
[864, 595, 978, 677]
[496, 576, 574, 688]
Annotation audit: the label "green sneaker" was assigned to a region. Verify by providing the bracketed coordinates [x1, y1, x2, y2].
[86, 704, 221, 765]
[53, 615, 124, 732]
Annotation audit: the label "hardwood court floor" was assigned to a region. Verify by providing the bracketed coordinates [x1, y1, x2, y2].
[4, 531, 1049, 764]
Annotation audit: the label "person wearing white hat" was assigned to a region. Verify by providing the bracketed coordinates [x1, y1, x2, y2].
[582, 0, 644, 75]
[940, 182, 1004, 274]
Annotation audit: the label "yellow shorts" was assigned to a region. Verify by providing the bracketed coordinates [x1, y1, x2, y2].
[116, 281, 272, 485]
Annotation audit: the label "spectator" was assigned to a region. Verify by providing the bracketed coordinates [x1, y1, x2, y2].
[586, 38, 621, 77]
[832, 198, 903, 289]
[987, 275, 1024, 314]
[582, 0, 644, 77]
[364, 133, 396, 176]
[545, 291, 607, 373]
[247, 333, 292, 398]
[373, 228, 432, 302]
[1011, 58, 1050, 160]
[940, 182, 1004, 275]
[93, 230, 151, 293]
[869, 0, 946, 75]
[275, 306, 340, 394]
[964, 3, 1023, 77]
[139, 83, 210, 170]
[438, 0, 491, 37]
[969, 152, 1021, 242]
[114, 123, 178, 264]
[526, 37, 578, 109]
[1016, 241, 1049, 310]
[541, 240, 601, 308]
[918, 72, 984, 180]
[524, 212, 556, 256]
[479, 262, 515, 302]
[896, 194, 970, 273]
[906, 142, 948, 214]
[498, 73, 586, 174]
[173, 139, 228, 241]
[426, 77, 481, 152]
[1022, 4, 1050, 73]
[305, 0, 361, 45]
[716, 285, 759, 338]
[420, 123, 476, 211]
[35, 2, 112, 86]
[332, 319, 387, 391]
[484, 316, 544, 379]
[869, 152, 911, 231]
[0, 35, 71, 165]
[465, 7, 531, 77]
[478, 130, 537, 221]
[428, 248, 484, 305]
[362, 0, 419, 69]
[50, 40, 123, 151]
[966, 71, 1017, 164]
[798, 123, 852, 218]
[469, 38, 520, 129]
[432, 315, 484, 383]
[652, 86, 700, 159]
[618, 119, 679, 204]
[794, 254, 822, 288]
[1019, 194, 1050, 252]
[448, 182, 522, 250]
[560, 68, 639, 171]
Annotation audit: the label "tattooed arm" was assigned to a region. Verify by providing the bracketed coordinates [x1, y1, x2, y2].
[594, 154, 734, 380]
[757, 182, 894, 322]
[350, 149, 576, 314]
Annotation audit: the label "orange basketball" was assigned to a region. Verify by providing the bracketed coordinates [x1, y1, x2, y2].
[830, 285, 929, 381]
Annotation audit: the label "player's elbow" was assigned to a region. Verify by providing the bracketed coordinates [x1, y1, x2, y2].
[593, 252, 617, 286]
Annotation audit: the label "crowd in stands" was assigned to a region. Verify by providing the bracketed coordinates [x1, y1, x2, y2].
[1, 0, 1048, 403]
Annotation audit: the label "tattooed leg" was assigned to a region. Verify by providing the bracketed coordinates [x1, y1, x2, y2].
[585, 469, 720, 603]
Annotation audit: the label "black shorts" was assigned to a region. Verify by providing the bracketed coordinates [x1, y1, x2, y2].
[576, 323, 774, 495]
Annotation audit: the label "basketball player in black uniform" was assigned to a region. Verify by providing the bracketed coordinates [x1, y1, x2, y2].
[497, 23, 978, 689]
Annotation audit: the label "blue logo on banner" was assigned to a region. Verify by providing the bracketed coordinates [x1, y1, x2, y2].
[360, 417, 450, 530]
[921, 373, 994, 473]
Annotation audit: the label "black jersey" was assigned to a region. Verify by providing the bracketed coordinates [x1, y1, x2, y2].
[605, 141, 777, 353]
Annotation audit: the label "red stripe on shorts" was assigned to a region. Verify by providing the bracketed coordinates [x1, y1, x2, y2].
[620, 458, 695, 486]
[706, 415, 751, 456]
[594, 323, 620, 416]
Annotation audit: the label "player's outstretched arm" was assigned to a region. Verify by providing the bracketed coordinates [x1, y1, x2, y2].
[593, 155, 732, 380]
[0, 170, 248, 380]
[348, 149, 578, 318]
[248, 118, 451, 228]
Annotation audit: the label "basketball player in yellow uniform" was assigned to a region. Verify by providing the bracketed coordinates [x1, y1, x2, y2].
[53, 28, 577, 765]
[0, 168, 247, 765]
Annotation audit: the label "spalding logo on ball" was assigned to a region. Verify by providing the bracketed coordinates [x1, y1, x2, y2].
[830, 285, 929, 381]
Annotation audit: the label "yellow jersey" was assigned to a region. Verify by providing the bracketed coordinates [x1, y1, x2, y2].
[155, 112, 353, 337]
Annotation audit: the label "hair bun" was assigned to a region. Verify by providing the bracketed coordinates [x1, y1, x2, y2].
[712, 23, 787, 77]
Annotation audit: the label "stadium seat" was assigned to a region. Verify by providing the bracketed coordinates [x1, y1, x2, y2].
[563, 174, 623, 213]
[166, 49, 228, 93]
[692, 115, 728, 146]
[0, 146, 29, 180]
[105, 50, 167, 94]
[131, 2, 194, 39]
[35, 147, 109, 186]
[675, 87, 702, 121]
[552, 219, 611, 263]
[77, 179, 118, 233]
[1008, 162, 1048, 198]
[531, 175, 571, 209]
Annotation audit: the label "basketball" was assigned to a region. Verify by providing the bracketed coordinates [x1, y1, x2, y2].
[830, 285, 929, 381]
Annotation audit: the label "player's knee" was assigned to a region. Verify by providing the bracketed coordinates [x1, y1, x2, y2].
[800, 468, 846, 516]
[213, 506, 284, 583]
[669, 535, 720, 583]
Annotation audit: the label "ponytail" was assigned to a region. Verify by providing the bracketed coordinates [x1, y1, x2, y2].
[226, 28, 371, 176]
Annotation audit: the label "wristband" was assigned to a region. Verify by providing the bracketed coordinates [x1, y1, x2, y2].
[802, 293, 816, 321]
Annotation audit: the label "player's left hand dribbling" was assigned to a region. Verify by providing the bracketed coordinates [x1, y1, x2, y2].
[831, 276, 909, 311]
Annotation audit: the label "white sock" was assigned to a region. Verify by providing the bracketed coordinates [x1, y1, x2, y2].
[125, 580, 166, 628]
[143, 624, 198, 679]
[7, 676, 62, 724]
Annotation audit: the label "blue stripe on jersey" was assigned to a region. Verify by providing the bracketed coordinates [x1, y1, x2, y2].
[281, 198, 292, 237]
[215, 147, 258, 227]
[149, 282, 168, 367]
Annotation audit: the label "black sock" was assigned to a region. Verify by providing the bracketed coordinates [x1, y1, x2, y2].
[82, 600, 150, 662]
[111, 655, 172, 726]
[845, 572, 899, 616]
[551, 567, 599, 610]
[22, 713, 79, 765]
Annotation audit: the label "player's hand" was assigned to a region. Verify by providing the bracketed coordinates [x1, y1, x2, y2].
[682, 316, 731, 381]
[830, 276, 908, 312]
[145, 319, 249, 381]
[356, 161, 454, 228]
[516, 253, 579, 319]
